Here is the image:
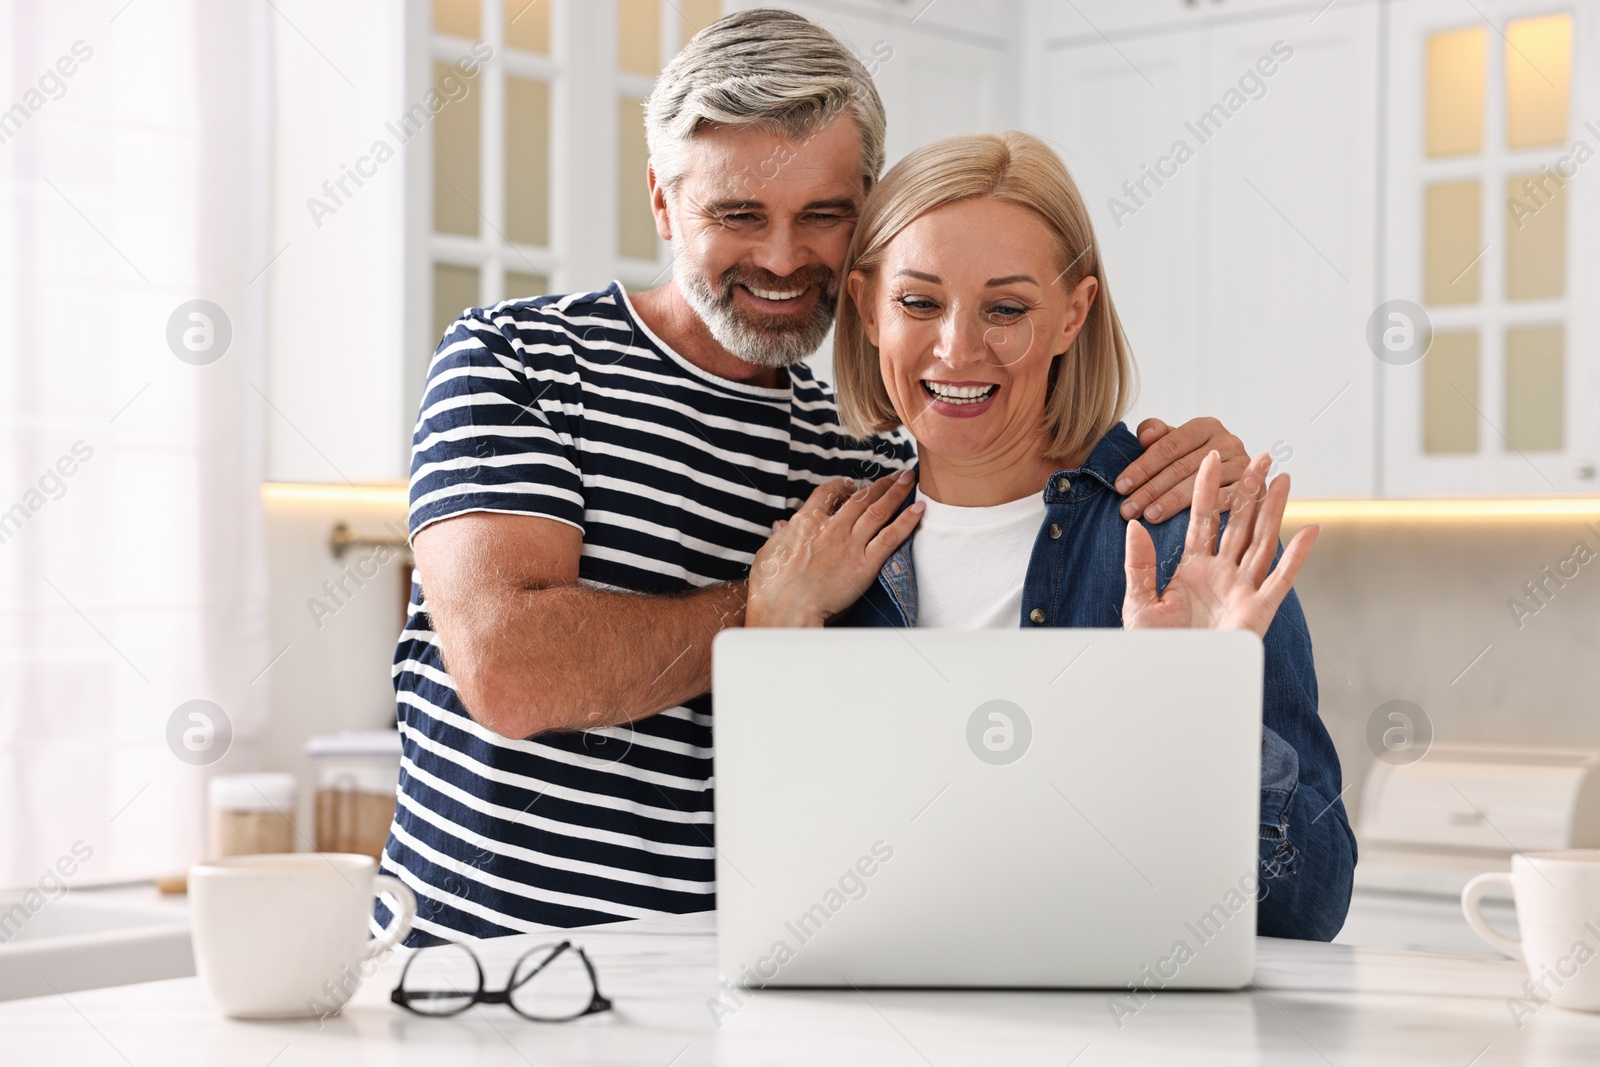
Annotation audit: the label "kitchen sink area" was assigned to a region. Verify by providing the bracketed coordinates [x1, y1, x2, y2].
[0, 885, 192, 1002]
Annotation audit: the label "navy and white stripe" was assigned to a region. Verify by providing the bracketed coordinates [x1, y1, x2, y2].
[382, 282, 914, 942]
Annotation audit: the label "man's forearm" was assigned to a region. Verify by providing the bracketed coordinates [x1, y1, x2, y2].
[440, 580, 746, 739]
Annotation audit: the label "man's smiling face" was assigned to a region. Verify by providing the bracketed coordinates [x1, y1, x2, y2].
[653, 115, 866, 369]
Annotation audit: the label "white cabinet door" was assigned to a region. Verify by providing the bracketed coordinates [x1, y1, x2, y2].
[1037, 0, 1313, 40]
[1036, 32, 1206, 433]
[1199, 5, 1379, 497]
[881, 28, 1015, 164]
[269, 0, 413, 481]
[1382, 0, 1599, 496]
[762, 1, 1019, 170]
[1038, 6, 1379, 496]
[890, 0, 1020, 40]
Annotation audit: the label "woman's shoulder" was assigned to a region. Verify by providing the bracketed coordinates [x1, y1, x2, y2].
[1053, 425, 1191, 586]
[1075, 423, 1192, 535]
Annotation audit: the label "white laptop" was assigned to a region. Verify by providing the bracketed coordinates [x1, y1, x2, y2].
[711, 628, 1263, 989]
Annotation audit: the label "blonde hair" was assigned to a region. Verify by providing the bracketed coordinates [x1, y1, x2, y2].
[834, 131, 1135, 462]
[645, 9, 887, 192]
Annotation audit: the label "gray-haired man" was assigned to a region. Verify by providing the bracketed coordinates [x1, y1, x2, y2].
[381, 8, 1247, 942]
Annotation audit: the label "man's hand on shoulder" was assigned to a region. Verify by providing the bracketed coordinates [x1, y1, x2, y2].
[1113, 417, 1248, 524]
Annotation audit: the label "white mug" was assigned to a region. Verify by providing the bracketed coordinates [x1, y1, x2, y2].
[1462, 850, 1600, 1013]
[188, 852, 416, 1019]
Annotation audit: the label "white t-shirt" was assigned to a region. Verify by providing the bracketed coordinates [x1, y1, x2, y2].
[910, 488, 1048, 629]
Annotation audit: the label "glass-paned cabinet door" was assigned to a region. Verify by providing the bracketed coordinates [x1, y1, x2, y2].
[611, 0, 718, 284]
[1383, 0, 1596, 496]
[412, 0, 558, 446]
[425, 0, 556, 310]
[410, 0, 724, 439]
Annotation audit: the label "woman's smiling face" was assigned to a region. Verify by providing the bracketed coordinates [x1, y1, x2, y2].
[848, 197, 1097, 471]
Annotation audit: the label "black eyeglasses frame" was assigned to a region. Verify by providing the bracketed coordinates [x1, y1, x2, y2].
[390, 939, 613, 1022]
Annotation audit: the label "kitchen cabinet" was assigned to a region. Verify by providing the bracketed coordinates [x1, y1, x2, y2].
[279, 0, 1596, 496]
[1030, 1, 1379, 497]
[741, 0, 1022, 167]
[1029, 27, 1206, 438]
[1028, 0, 1598, 499]
[267, 0, 414, 482]
[1038, 1, 1329, 40]
[1200, 6, 1379, 498]
[832, 0, 1021, 42]
[1381, 0, 1599, 496]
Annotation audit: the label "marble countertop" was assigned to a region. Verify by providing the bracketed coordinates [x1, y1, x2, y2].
[4, 912, 1599, 1065]
[1354, 843, 1516, 899]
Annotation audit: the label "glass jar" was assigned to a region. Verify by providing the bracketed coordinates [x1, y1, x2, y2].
[306, 730, 402, 860]
[209, 773, 297, 858]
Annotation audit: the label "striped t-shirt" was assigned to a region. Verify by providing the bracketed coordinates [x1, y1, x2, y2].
[382, 282, 914, 943]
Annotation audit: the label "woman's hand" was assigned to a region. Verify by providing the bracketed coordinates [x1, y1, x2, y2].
[746, 470, 925, 627]
[1122, 450, 1319, 638]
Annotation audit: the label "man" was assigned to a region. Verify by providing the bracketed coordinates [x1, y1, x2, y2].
[380, 9, 1248, 942]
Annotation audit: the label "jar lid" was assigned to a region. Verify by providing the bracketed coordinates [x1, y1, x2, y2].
[209, 772, 297, 812]
[305, 730, 402, 758]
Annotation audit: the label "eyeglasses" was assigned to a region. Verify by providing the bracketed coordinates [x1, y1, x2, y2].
[390, 939, 613, 1022]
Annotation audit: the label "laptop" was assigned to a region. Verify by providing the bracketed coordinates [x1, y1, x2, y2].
[711, 628, 1263, 989]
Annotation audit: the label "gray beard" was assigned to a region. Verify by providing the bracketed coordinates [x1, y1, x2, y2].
[673, 242, 839, 370]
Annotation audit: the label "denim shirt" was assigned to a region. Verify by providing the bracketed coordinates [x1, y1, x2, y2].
[832, 423, 1356, 941]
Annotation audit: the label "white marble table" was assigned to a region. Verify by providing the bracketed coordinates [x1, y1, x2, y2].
[3, 912, 1599, 1065]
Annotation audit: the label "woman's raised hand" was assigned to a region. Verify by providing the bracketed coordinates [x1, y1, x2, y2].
[746, 470, 925, 627]
[1121, 450, 1319, 638]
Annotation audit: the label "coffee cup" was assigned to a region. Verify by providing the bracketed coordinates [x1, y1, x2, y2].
[188, 852, 416, 1019]
[1462, 850, 1600, 1013]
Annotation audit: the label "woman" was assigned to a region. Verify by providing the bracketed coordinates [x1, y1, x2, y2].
[746, 132, 1354, 941]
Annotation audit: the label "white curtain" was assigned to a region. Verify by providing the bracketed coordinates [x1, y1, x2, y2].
[0, 0, 272, 886]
